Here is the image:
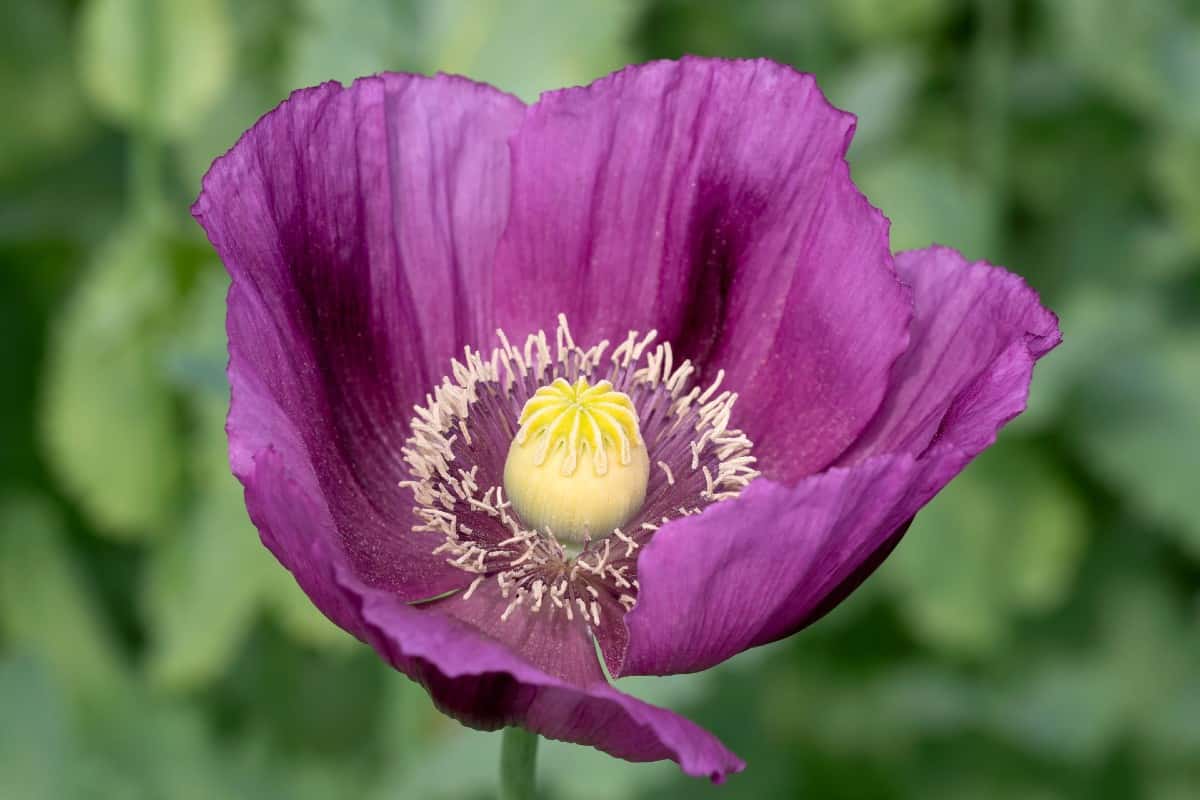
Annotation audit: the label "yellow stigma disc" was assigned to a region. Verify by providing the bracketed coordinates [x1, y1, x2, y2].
[503, 377, 649, 543]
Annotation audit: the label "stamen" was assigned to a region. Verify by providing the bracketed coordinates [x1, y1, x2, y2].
[398, 315, 757, 630]
[613, 528, 639, 558]
[462, 576, 485, 601]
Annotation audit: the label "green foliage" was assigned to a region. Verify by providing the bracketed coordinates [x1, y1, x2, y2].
[0, 494, 128, 713]
[1151, 132, 1200, 252]
[421, 0, 638, 101]
[141, 402, 274, 689]
[856, 153, 998, 258]
[287, 0, 424, 89]
[827, 49, 926, 156]
[2, 0, 1198, 798]
[0, 657, 72, 800]
[1076, 327, 1200, 557]
[286, 0, 637, 102]
[40, 225, 180, 540]
[883, 446, 1087, 658]
[78, 0, 234, 136]
[0, 2, 88, 178]
[1045, 0, 1200, 129]
[828, 0, 953, 44]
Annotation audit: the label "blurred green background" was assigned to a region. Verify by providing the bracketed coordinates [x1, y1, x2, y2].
[2, 0, 1198, 797]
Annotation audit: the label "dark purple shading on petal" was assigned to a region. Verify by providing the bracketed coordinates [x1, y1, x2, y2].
[621, 246, 1060, 676]
[493, 57, 911, 482]
[194, 74, 525, 598]
[247, 446, 744, 781]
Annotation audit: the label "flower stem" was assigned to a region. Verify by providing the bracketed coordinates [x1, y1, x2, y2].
[500, 727, 539, 800]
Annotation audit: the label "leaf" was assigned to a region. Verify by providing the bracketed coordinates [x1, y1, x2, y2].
[77, 0, 233, 136]
[0, 657, 73, 800]
[263, 566, 356, 652]
[1043, 0, 1200, 130]
[40, 224, 179, 539]
[882, 445, 1087, 658]
[142, 379, 272, 689]
[286, 0, 424, 89]
[986, 578, 1197, 764]
[0, 494, 126, 705]
[177, 0, 296, 189]
[1022, 285, 1200, 558]
[62, 679, 354, 800]
[829, 49, 925, 158]
[1157, 24, 1200, 132]
[855, 153, 997, 260]
[1071, 315, 1200, 559]
[163, 266, 232, 398]
[1151, 132, 1200, 254]
[80, 693, 243, 800]
[178, 80, 285, 196]
[986, 652, 1127, 763]
[289, 0, 637, 102]
[1014, 286, 1159, 430]
[0, 1, 88, 176]
[142, 475, 270, 690]
[422, 0, 638, 101]
[1148, 777, 1200, 800]
[827, 0, 953, 44]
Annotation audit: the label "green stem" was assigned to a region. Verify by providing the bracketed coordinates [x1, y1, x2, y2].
[500, 727, 539, 800]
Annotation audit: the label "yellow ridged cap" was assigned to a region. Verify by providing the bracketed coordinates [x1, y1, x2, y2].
[503, 377, 649, 544]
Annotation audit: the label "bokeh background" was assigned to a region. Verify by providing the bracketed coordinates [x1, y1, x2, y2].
[2, 0, 1199, 797]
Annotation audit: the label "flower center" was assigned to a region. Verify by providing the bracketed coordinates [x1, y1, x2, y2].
[398, 314, 760, 628]
[503, 377, 650, 545]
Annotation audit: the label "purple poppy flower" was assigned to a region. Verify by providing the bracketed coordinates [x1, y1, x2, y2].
[193, 57, 1059, 782]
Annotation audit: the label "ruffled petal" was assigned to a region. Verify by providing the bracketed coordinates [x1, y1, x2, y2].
[621, 247, 1059, 676]
[194, 74, 525, 597]
[492, 57, 911, 481]
[247, 446, 744, 781]
[839, 246, 1062, 463]
[354, 582, 745, 781]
